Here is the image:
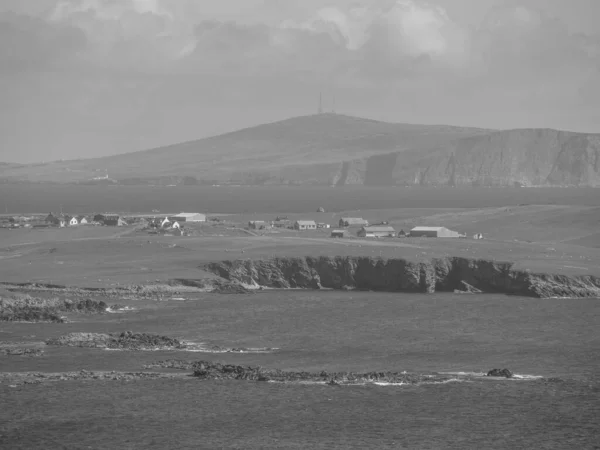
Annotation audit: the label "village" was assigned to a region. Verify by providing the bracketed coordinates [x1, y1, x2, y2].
[0, 209, 484, 240]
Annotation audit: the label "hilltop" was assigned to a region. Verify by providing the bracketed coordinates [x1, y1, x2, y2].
[1, 114, 598, 186]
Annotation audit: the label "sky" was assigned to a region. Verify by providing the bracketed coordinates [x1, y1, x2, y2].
[1, 0, 599, 163]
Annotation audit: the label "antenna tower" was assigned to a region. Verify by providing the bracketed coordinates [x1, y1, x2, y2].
[318, 92, 323, 114]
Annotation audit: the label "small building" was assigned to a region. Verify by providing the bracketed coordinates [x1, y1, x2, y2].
[339, 217, 369, 228]
[249, 220, 268, 230]
[294, 220, 317, 231]
[68, 216, 79, 226]
[357, 226, 396, 238]
[168, 213, 206, 223]
[398, 229, 407, 237]
[93, 214, 105, 223]
[104, 215, 127, 227]
[77, 216, 89, 225]
[160, 217, 171, 228]
[317, 223, 330, 229]
[171, 221, 181, 230]
[331, 229, 347, 238]
[273, 219, 291, 228]
[410, 226, 460, 238]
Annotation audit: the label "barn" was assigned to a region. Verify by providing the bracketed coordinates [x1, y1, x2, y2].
[357, 226, 396, 238]
[294, 220, 317, 231]
[339, 217, 369, 228]
[331, 229, 347, 238]
[168, 213, 206, 223]
[410, 226, 460, 238]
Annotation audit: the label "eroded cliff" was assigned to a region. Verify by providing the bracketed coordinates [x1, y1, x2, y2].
[206, 256, 600, 299]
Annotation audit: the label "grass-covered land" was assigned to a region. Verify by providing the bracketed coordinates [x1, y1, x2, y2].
[0, 295, 110, 323]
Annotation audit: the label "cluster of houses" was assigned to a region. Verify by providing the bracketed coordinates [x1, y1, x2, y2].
[245, 215, 466, 239]
[43, 213, 127, 228]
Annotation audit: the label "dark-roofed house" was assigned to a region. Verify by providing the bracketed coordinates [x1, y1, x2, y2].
[339, 217, 369, 228]
[410, 226, 460, 238]
[294, 220, 317, 231]
[357, 226, 396, 238]
[103, 215, 127, 226]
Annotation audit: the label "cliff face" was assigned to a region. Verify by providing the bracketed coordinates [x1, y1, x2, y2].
[206, 256, 600, 299]
[348, 129, 600, 187]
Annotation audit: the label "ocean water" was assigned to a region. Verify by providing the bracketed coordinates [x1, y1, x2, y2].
[3, 184, 600, 214]
[1, 291, 599, 449]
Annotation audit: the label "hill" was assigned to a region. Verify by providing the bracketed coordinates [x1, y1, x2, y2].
[1, 114, 598, 186]
[0, 114, 489, 185]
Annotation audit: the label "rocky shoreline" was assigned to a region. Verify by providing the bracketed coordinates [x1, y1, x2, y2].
[0, 296, 117, 323]
[206, 256, 600, 299]
[46, 331, 188, 350]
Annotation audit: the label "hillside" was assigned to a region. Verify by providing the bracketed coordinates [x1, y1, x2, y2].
[0, 114, 489, 185]
[1, 114, 599, 186]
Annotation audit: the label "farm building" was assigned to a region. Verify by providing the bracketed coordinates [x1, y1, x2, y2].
[410, 226, 460, 238]
[331, 229, 347, 238]
[249, 220, 268, 230]
[317, 223, 330, 229]
[294, 220, 317, 231]
[339, 217, 369, 228]
[398, 229, 407, 237]
[68, 216, 79, 226]
[171, 221, 181, 230]
[104, 215, 127, 227]
[77, 216, 89, 225]
[168, 213, 206, 223]
[273, 219, 291, 228]
[357, 226, 396, 238]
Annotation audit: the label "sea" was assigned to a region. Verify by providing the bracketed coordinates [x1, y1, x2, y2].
[2, 184, 600, 214]
[1, 291, 599, 449]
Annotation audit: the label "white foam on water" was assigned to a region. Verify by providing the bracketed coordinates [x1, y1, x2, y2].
[106, 307, 137, 314]
[170, 297, 186, 301]
[440, 371, 486, 377]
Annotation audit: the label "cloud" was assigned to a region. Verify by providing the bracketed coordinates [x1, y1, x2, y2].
[0, 12, 87, 73]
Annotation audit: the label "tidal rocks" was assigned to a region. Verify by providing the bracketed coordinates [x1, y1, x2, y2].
[2, 348, 44, 357]
[46, 331, 187, 350]
[191, 361, 453, 385]
[0, 296, 113, 323]
[0, 370, 185, 386]
[486, 368, 514, 378]
[206, 256, 600, 298]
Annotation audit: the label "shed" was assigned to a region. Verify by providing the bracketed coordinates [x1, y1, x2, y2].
[294, 220, 317, 231]
[339, 217, 369, 228]
[357, 226, 396, 238]
[331, 229, 347, 238]
[410, 226, 460, 238]
[168, 213, 206, 223]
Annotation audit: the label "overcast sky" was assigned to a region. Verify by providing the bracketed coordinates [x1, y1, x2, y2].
[1, 0, 599, 163]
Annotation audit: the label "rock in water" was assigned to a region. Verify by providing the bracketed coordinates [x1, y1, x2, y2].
[486, 368, 513, 378]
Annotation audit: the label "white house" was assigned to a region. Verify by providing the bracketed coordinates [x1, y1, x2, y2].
[294, 220, 317, 231]
[69, 217, 79, 226]
[160, 217, 171, 228]
[171, 221, 181, 229]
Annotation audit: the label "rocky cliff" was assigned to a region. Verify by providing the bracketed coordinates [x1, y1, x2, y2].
[206, 256, 600, 299]
[348, 129, 600, 187]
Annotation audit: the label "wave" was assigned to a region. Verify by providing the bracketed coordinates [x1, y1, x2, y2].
[183, 342, 279, 353]
[440, 371, 543, 380]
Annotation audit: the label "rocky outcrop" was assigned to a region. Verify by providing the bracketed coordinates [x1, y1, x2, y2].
[206, 256, 600, 299]
[487, 368, 514, 378]
[191, 361, 454, 385]
[46, 331, 187, 350]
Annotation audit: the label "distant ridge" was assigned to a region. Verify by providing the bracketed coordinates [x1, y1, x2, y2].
[1, 114, 598, 186]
